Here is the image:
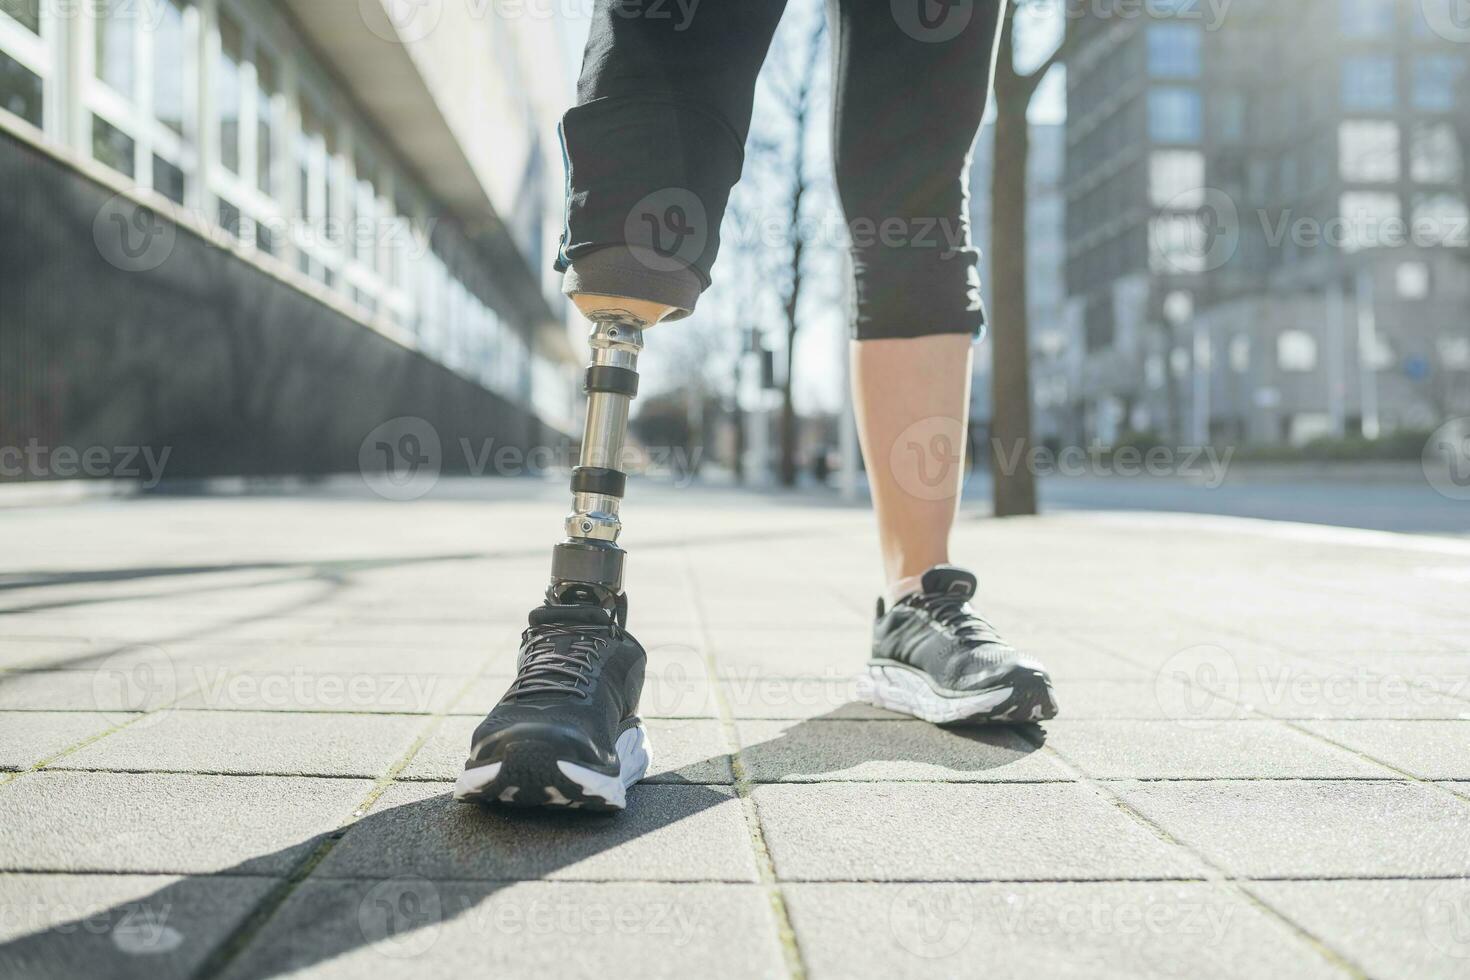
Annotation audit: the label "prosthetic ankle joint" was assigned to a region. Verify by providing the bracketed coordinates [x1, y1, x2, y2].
[549, 312, 645, 607]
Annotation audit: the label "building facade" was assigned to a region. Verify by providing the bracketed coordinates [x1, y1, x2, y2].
[0, 0, 580, 480]
[1062, 0, 1470, 446]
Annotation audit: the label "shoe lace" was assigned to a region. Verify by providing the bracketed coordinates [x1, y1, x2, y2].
[908, 592, 999, 645]
[503, 621, 619, 701]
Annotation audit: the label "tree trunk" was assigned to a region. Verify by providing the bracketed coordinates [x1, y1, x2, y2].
[988, 90, 1038, 517]
[779, 116, 809, 488]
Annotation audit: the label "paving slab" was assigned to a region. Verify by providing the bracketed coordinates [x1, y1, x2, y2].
[317, 780, 759, 882]
[220, 880, 787, 980]
[401, 716, 733, 785]
[0, 873, 279, 980]
[1248, 878, 1470, 980]
[752, 783, 1207, 881]
[735, 719, 1071, 782]
[0, 771, 370, 874]
[1298, 721, 1470, 779]
[1029, 680, 1226, 720]
[1115, 780, 1470, 878]
[1040, 720, 1394, 780]
[53, 710, 427, 778]
[0, 712, 122, 769]
[784, 882, 1349, 980]
[6, 485, 1470, 978]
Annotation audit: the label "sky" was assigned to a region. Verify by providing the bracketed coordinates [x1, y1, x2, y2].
[552, 2, 1066, 415]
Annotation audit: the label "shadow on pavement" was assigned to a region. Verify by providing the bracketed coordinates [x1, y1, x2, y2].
[0, 710, 1046, 978]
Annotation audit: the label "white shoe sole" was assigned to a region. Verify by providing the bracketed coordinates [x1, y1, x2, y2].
[453, 725, 652, 811]
[858, 663, 1022, 724]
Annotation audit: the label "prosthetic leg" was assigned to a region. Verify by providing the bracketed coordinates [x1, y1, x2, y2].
[548, 311, 647, 614]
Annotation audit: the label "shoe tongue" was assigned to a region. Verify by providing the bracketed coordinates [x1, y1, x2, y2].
[920, 565, 977, 600]
[528, 602, 614, 629]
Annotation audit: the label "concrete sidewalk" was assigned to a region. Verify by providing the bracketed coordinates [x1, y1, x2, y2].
[1, 480, 1469, 978]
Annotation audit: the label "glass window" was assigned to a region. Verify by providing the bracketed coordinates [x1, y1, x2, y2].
[256, 220, 275, 255]
[1397, 261, 1430, 299]
[1, 0, 41, 33]
[1213, 92, 1246, 143]
[1338, 191, 1401, 251]
[217, 197, 241, 239]
[1440, 337, 1470, 370]
[217, 10, 243, 173]
[1149, 150, 1205, 207]
[1341, 55, 1396, 109]
[1412, 56, 1461, 111]
[1147, 25, 1200, 79]
[1340, 0, 1395, 38]
[354, 152, 377, 267]
[298, 97, 324, 220]
[1278, 331, 1318, 372]
[1410, 122, 1462, 183]
[1148, 87, 1201, 143]
[153, 0, 188, 134]
[1411, 193, 1468, 246]
[92, 114, 135, 176]
[153, 155, 185, 204]
[1339, 120, 1400, 182]
[1229, 335, 1250, 373]
[0, 47, 42, 127]
[94, 1, 136, 97]
[256, 49, 278, 195]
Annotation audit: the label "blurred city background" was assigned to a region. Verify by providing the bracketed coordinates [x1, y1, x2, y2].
[1, 0, 1468, 533]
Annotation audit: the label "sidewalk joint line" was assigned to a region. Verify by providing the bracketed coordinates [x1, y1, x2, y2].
[1019, 728, 1369, 979]
[682, 550, 809, 980]
[192, 672, 479, 978]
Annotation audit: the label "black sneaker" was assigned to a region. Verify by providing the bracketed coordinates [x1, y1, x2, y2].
[859, 565, 1058, 724]
[454, 600, 651, 811]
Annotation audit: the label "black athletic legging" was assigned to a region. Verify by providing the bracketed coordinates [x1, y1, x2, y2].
[554, 0, 1006, 340]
